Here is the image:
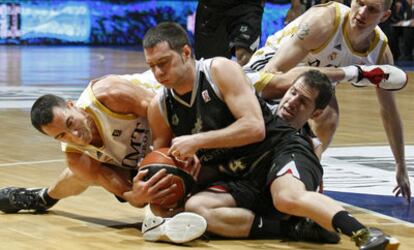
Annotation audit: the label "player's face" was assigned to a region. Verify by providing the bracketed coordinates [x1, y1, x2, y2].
[144, 41, 188, 90]
[276, 77, 319, 129]
[349, 0, 390, 30]
[41, 103, 93, 146]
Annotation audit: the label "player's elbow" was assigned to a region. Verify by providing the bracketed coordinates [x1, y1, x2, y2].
[249, 121, 266, 143]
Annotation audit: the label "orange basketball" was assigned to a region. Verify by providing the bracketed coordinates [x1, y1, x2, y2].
[139, 148, 195, 208]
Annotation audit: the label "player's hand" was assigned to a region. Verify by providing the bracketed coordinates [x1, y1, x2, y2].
[169, 135, 199, 160]
[393, 167, 411, 203]
[123, 168, 177, 207]
[184, 155, 201, 180]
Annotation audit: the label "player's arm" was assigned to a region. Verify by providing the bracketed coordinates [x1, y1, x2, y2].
[147, 94, 174, 149]
[171, 58, 265, 159]
[377, 47, 411, 202]
[65, 152, 132, 200]
[264, 5, 336, 73]
[92, 75, 155, 117]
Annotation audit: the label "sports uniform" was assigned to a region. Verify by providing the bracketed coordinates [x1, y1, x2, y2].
[157, 58, 322, 214]
[62, 72, 160, 169]
[244, 1, 388, 74]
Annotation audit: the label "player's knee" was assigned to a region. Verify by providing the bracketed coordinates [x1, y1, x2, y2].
[185, 195, 209, 216]
[272, 190, 302, 213]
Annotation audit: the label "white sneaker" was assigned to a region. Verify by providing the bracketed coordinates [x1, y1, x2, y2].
[351, 65, 407, 91]
[142, 212, 207, 244]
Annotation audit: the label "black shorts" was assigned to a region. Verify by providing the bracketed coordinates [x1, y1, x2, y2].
[266, 145, 323, 191]
[204, 137, 322, 216]
[194, 0, 263, 59]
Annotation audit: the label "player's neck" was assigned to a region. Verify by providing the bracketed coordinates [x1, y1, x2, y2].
[87, 115, 103, 147]
[345, 22, 374, 53]
[173, 60, 196, 95]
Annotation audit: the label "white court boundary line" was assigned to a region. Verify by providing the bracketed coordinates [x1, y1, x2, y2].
[0, 159, 65, 167]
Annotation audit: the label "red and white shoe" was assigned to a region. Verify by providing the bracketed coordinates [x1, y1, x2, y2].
[352, 65, 407, 91]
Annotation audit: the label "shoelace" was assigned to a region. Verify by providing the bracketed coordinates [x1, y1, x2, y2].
[351, 228, 369, 246]
[10, 189, 42, 209]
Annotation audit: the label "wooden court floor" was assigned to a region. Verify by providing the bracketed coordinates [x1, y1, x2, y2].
[0, 46, 413, 249]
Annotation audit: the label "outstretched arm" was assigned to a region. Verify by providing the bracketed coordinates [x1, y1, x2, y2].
[378, 48, 411, 202]
[65, 152, 133, 200]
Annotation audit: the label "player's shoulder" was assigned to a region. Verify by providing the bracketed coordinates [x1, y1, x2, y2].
[303, 1, 339, 24]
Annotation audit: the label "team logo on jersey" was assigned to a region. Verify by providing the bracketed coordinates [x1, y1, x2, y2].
[328, 51, 338, 61]
[172, 114, 179, 126]
[240, 25, 248, 33]
[112, 129, 122, 137]
[276, 160, 300, 179]
[192, 116, 202, 134]
[202, 90, 211, 103]
[229, 159, 246, 172]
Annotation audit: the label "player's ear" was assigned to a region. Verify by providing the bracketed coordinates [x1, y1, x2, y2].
[310, 109, 323, 119]
[182, 44, 192, 60]
[380, 9, 391, 23]
[66, 100, 74, 108]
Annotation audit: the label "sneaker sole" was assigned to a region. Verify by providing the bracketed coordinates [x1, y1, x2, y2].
[385, 236, 400, 250]
[143, 212, 207, 243]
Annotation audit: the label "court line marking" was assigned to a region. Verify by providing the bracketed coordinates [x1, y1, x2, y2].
[0, 159, 65, 167]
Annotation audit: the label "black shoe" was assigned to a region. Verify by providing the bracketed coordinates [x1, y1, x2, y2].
[351, 227, 400, 250]
[286, 217, 340, 244]
[0, 187, 52, 213]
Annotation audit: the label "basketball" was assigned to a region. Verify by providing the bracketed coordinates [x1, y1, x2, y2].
[139, 148, 195, 207]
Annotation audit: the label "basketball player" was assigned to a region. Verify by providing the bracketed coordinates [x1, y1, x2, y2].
[244, 0, 411, 202]
[194, 0, 264, 65]
[0, 72, 207, 244]
[143, 22, 400, 249]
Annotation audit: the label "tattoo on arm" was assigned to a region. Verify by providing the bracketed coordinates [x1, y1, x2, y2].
[296, 23, 310, 40]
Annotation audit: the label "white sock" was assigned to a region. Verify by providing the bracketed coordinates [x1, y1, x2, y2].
[341, 65, 359, 82]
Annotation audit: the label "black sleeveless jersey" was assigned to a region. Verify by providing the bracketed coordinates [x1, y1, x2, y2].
[160, 59, 311, 177]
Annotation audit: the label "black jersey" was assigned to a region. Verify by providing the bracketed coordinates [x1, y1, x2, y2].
[159, 59, 311, 177]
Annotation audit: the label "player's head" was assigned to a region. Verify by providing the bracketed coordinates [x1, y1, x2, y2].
[31, 94, 94, 145]
[143, 22, 193, 89]
[277, 70, 333, 129]
[349, 0, 392, 30]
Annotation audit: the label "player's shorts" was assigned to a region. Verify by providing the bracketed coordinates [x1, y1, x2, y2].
[195, 0, 263, 59]
[243, 46, 277, 73]
[266, 143, 322, 191]
[204, 135, 322, 215]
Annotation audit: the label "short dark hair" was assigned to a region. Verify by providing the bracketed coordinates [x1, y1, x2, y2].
[31, 94, 66, 134]
[143, 22, 191, 55]
[295, 70, 333, 110]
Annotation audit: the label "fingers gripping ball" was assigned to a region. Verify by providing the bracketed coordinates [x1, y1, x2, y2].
[139, 148, 195, 208]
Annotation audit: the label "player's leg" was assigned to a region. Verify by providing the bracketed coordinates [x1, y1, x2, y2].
[194, 1, 230, 60]
[185, 189, 254, 238]
[0, 167, 89, 213]
[185, 181, 339, 243]
[269, 150, 399, 249]
[228, 2, 263, 66]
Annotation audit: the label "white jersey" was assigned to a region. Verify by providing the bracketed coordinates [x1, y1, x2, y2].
[62, 71, 161, 169]
[245, 2, 388, 72]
